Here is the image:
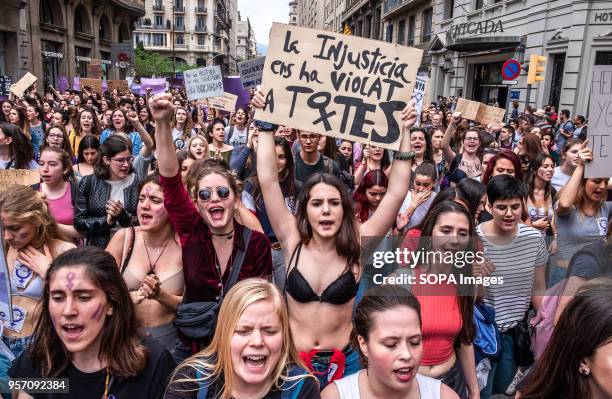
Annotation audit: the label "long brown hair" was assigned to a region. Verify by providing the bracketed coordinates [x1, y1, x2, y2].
[74, 106, 101, 137]
[416, 200, 476, 344]
[30, 247, 147, 377]
[520, 278, 612, 398]
[295, 173, 360, 269]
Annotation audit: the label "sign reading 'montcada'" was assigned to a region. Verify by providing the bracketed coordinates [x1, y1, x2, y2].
[446, 19, 504, 40]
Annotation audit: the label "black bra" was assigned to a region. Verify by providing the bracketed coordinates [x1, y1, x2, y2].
[285, 243, 358, 305]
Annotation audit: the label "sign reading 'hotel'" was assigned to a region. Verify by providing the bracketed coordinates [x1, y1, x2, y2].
[446, 19, 504, 40]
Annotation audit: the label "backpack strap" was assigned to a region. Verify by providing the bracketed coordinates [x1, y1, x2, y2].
[323, 156, 333, 175]
[449, 153, 462, 175]
[221, 227, 252, 301]
[195, 369, 209, 399]
[225, 125, 235, 145]
[120, 226, 136, 275]
[279, 365, 308, 399]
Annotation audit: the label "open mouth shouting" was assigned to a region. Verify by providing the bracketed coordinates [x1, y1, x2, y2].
[243, 354, 268, 371]
[393, 366, 415, 383]
[61, 323, 85, 341]
[207, 205, 226, 223]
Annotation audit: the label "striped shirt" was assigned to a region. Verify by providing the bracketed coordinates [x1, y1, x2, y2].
[476, 224, 548, 332]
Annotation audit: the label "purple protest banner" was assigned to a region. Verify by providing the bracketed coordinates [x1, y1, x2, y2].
[140, 78, 167, 95]
[57, 76, 68, 92]
[222, 77, 250, 108]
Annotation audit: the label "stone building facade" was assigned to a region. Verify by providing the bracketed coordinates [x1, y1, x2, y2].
[134, 0, 238, 75]
[427, 0, 612, 114]
[342, 0, 383, 40]
[0, 0, 144, 89]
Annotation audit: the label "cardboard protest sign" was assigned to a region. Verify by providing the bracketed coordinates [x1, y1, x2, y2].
[586, 65, 612, 178]
[107, 80, 130, 93]
[87, 59, 103, 79]
[255, 24, 423, 150]
[10, 72, 37, 97]
[184, 66, 224, 100]
[140, 77, 167, 95]
[238, 56, 265, 89]
[208, 92, 238, 113]
[455, 98, 505, 126]
[0, 169, 40, 192]
[0, 224, 12, 324]
[413, 76, 427, 127]
[79, 78, 103, 94]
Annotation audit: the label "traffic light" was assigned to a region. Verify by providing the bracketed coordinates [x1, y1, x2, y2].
[527, 54, 547, 85]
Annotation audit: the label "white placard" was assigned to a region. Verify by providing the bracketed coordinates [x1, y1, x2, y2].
[183, 66, 224, 100]
[238, 56, 265, 89]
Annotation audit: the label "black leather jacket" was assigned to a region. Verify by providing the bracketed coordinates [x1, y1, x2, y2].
[74, 155, 150, 248]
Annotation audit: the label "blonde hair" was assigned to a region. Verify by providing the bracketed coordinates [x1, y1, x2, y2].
[0, 185, 64, 249]
[168, 278, 312, 398]
[187, 135, 210, 160]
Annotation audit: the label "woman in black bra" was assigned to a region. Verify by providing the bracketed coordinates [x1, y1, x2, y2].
[253, 87, 417, 390]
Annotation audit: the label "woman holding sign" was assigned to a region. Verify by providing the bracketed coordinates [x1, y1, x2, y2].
[253, 87, 417, 390]
[553, 140, 612, 286]
[442, 113, 483, 180]
[0, 185, 75, 358]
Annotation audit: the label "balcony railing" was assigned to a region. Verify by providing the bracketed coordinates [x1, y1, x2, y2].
[195, 6, 207, 14]
[173, 6, 185, 13]
[174, 24, 185, 31]
[195, 25, 206, 32]
[153, 4, 164, 12]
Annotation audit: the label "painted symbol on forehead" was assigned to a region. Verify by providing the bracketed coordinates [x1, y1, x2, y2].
[66, 272, 75, 290]
[91, 303, 104, 322]
[145, 185, 152, 196]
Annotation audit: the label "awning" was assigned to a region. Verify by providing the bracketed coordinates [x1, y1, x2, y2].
[42, 51, 63, 59]
[446, 36, 522, 52]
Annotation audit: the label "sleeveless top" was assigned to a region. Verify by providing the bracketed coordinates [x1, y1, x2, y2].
[120, 229, 184, 295]
[285, 243, 358, 305]
[334, 371, 441, 399]
[44, 184, 74, 226]
[11, 242, 72, 300]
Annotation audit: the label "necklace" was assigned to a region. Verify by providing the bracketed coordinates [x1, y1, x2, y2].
[102, 368, 110, 399]
[211, 228, 235, 240]
[143, 233, 172, 274]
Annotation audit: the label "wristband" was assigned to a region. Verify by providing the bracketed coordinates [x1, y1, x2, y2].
[394, 151, 416, 161]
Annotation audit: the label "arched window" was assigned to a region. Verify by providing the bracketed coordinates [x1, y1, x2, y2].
[176, 34, 184, 45]
[99, 16, 111, 40]
[40, 0, 54, 24]
[74, 5, 91, 34]
[75, 13, 83, 32]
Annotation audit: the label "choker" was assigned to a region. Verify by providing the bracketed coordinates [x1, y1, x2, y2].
[211, 228, 234, 240]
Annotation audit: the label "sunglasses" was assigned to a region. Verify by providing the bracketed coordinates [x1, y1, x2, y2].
[198, 186, 231, 202]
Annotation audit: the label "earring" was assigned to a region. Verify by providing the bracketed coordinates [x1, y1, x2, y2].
[579, 367, 590, 376]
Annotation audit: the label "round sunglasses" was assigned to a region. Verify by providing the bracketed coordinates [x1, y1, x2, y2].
[198, 186, 231, 202]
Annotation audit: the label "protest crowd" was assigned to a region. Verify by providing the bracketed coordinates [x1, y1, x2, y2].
[0, 33, 611, 399]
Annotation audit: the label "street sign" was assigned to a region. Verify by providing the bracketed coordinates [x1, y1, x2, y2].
[502, 80, 518, 85]
[502, 59, 521, 80]
[510, 90, 520, 100]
